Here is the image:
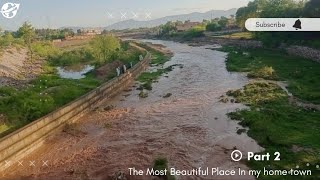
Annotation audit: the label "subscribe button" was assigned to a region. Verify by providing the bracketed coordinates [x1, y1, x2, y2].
[245, 18, 320, 31]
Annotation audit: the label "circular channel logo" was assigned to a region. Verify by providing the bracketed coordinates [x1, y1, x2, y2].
[1, 3, 20, 19]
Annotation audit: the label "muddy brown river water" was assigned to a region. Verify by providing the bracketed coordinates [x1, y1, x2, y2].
[3, 40, 262, 180]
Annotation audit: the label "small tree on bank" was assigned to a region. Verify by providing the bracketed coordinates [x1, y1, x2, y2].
[90, 34, 120, 63]
[17, 22, 35, 60]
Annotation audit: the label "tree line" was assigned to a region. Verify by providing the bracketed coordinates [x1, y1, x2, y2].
[236, 0, 320, 47]
[0, 22, 121, 65]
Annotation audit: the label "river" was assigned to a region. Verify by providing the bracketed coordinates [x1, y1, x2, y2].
[4, 40, 262, 180]
[56, 64, 95, 80]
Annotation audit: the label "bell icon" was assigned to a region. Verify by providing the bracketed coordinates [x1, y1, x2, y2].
[293, 19, 302, 30]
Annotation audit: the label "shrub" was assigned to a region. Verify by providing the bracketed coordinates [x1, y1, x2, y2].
[49, 48, 94, 66]
[182, 26, 205, 39]
[206, 22, 222, 32]
[31, 41, 59, 58]
[248, 66, 278, 80]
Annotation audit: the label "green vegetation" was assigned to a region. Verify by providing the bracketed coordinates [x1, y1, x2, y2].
[35, 28, 75, 40]
[236, 0, 320, 48]
[206, 16, 231, 32]
[31, 41, 59, 58]
[153, 157, 175, 180]
[181, 25, 205, 40]
[206, 22, 222, 32]
[138, 68, 171, 90]
[0, 74, 101, 137]
[227, 82, 320, 180]
[17, 22, 36, 60]
[136, 43, 172, 95]
[0, 23, 147, 136]
[89, 35, 120, 63]
[157, 16, 237, 41]
[118, 42, 145, 66]
[158, 21, 177, 37]
[227, 82, 287, 105]
[49, 48, 94, 66]
[0, 33, 24, 52]
[136, 43, 169, 66]
[157, 21, 207, 40]
[247, 66, 277, 80]
[223, 47, 320, 104]
[218, 32, 253, 40]
[224, 45, 320, 179]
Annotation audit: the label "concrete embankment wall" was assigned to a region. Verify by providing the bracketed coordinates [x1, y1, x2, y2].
[0, 53, 151, 171]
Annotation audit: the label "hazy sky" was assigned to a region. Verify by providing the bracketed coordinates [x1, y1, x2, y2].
[0, 0, 251, 30]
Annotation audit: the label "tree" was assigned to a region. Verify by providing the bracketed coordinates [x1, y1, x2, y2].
[202, 19, 210, 25]
[206, 22, 222, 32]
[17, 22, 35, 60]
[303, 0, 320, 17]
[218, 16, 228, 28]
[159, 21, 177, 36]
[175, 20, 184, 26]
[259, 0, 304, 18]
[236, 0, 260, 29]
[2, 32, 14, 46]
[61, 28, 75, 38]
[102, 29, 109, 34]
[90, 35, 120, 63]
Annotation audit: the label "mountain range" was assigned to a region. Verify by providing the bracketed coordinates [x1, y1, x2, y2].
[61, 9, 237, 31]
[104, 8, 237, 30]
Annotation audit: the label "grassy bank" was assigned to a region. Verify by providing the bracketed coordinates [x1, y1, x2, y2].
[214, 32, 253, 40]
[0, 74, 101, 137]
[223, 47, 320, 179]
[223, 46, 320, 104]
[0, 39, 146, 137]
[136, 44, 173, 97]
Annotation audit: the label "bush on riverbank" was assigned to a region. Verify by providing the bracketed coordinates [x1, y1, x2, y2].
[49, 48, 95, 66]
[247, 66, 278, 80]
[31, 41, 59, 58]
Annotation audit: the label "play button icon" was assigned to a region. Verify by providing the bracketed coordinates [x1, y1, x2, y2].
[231, 150, 243, 162]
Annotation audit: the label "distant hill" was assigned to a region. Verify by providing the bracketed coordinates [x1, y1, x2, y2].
[105, 9, 237, 30]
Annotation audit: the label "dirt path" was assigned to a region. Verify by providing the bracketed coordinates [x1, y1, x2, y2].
[0, 47, 43, 87]
[3, 41, 262, 180]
